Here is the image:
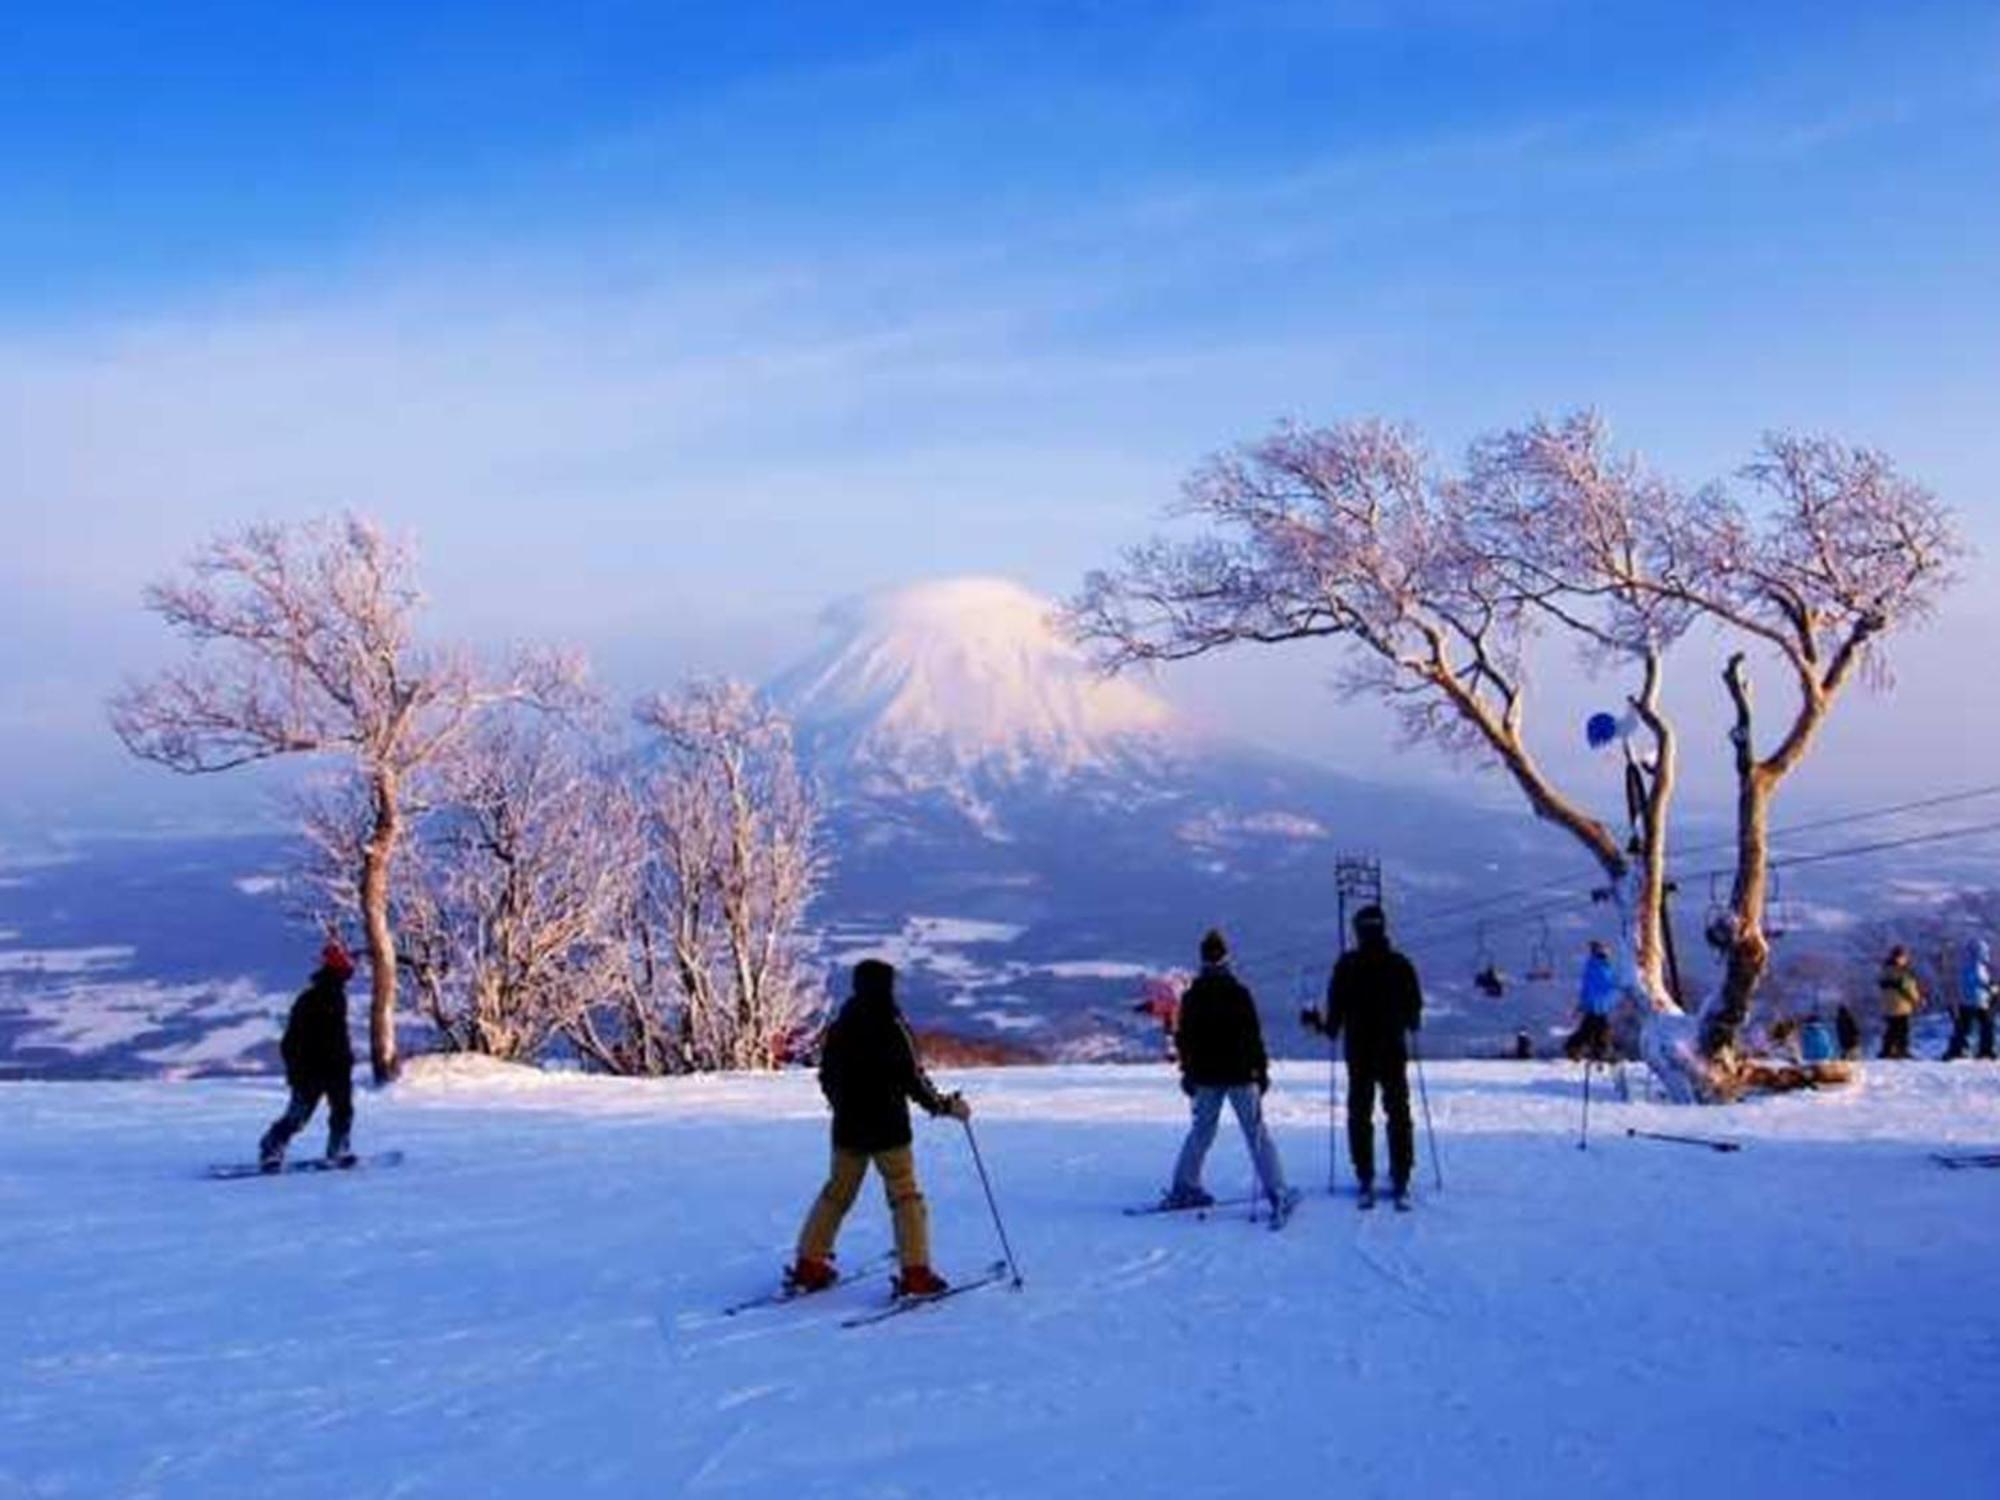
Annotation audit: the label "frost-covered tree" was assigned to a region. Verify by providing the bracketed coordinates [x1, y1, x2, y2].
[109, 516, 584, 1081]
[583, 682, 825, 1073]
[1069, 417, 1686, 1008]
[1648, 436, 1961, 1061]
[1072, 413, 1961, 1101]
[301, 713, 642, 1063]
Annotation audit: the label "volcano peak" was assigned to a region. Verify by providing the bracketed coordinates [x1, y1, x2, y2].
[771, 577, 1175, 778]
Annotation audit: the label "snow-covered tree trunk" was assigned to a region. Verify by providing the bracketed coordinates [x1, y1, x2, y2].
[360, 770, 404, 1080]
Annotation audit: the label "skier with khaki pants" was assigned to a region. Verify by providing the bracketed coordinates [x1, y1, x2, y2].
[788, 959, 969, 1298]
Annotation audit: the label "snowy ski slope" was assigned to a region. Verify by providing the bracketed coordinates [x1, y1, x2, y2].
[4, 1058, 1998, 1499]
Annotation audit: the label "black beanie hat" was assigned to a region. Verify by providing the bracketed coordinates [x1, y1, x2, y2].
[1199, 929, 1228, 963]
[1353, 904, 1388, 939]
[853, 958, 896, 999]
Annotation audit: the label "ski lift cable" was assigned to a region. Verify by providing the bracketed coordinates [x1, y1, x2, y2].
[1400, 814, 2000, 953]
[1233, 886, 1599, 985]
[1687, 815, 2000, 885]
[1387, 780, 2000, 939]
[1677, 780, 2000, 861]
[1218, 797, 2000, 982]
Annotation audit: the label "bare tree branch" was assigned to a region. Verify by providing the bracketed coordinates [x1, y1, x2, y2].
[108, 514, 590, 1081]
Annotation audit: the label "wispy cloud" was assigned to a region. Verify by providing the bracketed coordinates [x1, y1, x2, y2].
[6, 2, 1997, 820]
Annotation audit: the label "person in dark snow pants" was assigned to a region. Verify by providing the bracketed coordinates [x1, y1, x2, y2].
[1877, 946, 1922, 1060]
[788, 960, 969, 1299]
[259, 943, 358, 1169]
[1306, 905, 1423, 1209]
[1162, 930, 1295, 1216]
[1835, 1004, 1863, 1060]
[1943, 937, 1995, 1061]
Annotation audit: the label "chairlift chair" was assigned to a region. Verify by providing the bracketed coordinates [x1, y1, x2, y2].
[1765, 868, 1792, 942]
[1526, 918, 1556, 982]
[1474, 922, 1507, 998]
[1703, 872, 1735, 952]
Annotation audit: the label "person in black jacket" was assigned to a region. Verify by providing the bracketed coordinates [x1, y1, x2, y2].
[258, 942, 359, 1170]
[1161, 930, 1295, 1214]
[787, 960, 969, 1298]
[1305, 904, 1422, 1209]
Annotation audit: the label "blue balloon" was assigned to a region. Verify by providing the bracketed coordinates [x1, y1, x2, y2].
[1585, 712, 1622, 749]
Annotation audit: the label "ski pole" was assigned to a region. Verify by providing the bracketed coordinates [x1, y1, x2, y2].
[960, 1117, 1025, 1289]
[1410, 1031, 1443, 1192]
[1327, 1025, 1341, 1197]
[1578, 1059, 1593, 1152]
[1303, 964, 1340, 1197]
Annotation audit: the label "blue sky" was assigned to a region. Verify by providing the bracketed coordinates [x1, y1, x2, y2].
[6, 0, 1998, 823]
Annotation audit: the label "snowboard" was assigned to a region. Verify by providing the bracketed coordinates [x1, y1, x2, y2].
[841, 1260, 1014, 1328]
[1932, 1152, 2000, 1170]
[206, 1150, 404, 1181]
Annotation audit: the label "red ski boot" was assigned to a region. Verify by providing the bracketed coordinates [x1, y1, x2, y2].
[893, 1265, 949, 1298]
[784, 1257, 837, 1294]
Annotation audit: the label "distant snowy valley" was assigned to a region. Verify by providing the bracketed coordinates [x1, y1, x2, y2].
[5, 578, 1998, 1079]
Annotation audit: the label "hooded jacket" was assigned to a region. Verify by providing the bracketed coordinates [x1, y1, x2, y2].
[1959, 940, 1993, 1011]
[279, 967, 355, 1089]
[1174, 961, 1270, 1090]
[1577, 951, 1621, 1018]
[817, 969, 950, 1154]
[1325, 934, 1424, 1064]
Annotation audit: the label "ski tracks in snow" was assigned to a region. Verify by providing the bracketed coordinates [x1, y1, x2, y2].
[1347, 1210, 1457, 1323]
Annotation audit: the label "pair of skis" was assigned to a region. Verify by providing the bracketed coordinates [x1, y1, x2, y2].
[1622, 1132, 2000, 1167]
[1123, 1191, 1301, 1230]
[840, 1260, 1015, 1328]
[1624, 1128, 1742, 1154]
[720, 1250, 896, 1317]
[723, 1254, 1015, 1328]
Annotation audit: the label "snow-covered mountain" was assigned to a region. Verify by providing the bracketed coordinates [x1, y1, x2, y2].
[771, 577, 1176, 788]
[768, 578, 1576, 1057]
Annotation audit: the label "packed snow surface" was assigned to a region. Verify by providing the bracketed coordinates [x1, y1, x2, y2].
[5, 1060, 1998, 1499]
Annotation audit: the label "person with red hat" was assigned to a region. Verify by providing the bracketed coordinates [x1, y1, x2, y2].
[258, 941, 359, 1170]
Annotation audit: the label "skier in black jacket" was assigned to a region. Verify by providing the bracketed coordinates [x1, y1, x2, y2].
[258, 942, 359, 1170]
[1160, 929, 1295, 1215]
[1306, 904, 1423, 1209]
[787, 959, 969, 1298]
